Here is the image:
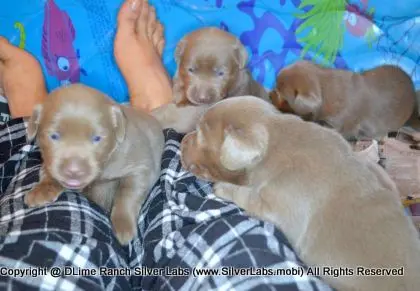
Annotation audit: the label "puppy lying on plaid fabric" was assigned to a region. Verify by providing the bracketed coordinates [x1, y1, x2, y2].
[181, 96, 420, 291]
[24, 84, 164, 246]
[0, 117, 334, 291]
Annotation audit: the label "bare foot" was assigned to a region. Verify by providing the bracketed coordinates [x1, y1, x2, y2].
[0, 37, 47, 118]
[114, 0, 172, 111]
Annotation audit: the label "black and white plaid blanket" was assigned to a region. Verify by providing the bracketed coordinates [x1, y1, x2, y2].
[0, 117, 334, 291]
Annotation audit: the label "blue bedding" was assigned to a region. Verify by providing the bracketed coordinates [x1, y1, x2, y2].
[1, 0, 419, 103]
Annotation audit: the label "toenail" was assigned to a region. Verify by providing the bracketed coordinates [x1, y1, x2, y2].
[130, 0, 139, 11]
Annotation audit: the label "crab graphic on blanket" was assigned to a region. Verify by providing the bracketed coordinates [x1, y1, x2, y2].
[41, 0, 86, 86]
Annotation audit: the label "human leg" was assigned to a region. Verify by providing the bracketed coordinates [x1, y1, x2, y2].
[114, 0, 172, 112]
[0, 37, 47, 118]
[0, 40, 131, 291]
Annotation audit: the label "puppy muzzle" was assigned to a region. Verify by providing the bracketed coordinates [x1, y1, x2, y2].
[57, 157, 94, 189]
[187, 86, 221, 105]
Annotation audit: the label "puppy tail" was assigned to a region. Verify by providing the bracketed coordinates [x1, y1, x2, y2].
[150, 103, 211, 134]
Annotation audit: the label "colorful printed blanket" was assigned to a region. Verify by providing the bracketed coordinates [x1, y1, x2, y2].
[0, 0, 419, 103]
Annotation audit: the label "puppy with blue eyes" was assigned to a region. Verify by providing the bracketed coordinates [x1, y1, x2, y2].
[24, 84, 164, 245]
[173, 27, 268, 106]
[150, 27, 269, 134]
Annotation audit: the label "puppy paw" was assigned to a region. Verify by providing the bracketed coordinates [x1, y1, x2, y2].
[213, 182, 233, 201]
[24, 183, 63, 207]
[111, 210, 137, 246]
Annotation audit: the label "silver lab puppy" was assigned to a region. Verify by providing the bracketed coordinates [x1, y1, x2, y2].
[25, 84, 164, 245]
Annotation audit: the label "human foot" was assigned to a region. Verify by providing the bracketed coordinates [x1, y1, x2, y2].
[0, 37, 47, 118]
[114, 0, 172, 111]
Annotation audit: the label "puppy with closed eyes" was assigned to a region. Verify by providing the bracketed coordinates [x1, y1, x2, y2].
[270, 60, 416, 140]
[180, 96, 420, 291]
[25, 84, 164, 245]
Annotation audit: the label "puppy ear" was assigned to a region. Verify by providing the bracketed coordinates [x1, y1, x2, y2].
[27, 104, 43, 141]
[175, 37, 187, 65]
[220, 124, 268, 171]
[292, 93, 322, 116]
[233, 40, 248, 69]
[110, 106, 126, 143]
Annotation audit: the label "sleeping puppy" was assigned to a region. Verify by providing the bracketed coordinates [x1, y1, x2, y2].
[180, 96, 420, 291]
[270, 60, 416, 140]
[173, 27, 269, 106]
[25, 84, 164, 245]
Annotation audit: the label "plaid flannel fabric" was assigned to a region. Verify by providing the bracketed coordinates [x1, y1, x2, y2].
[0, 95, 10, 126]
[0, 118, 333, 291]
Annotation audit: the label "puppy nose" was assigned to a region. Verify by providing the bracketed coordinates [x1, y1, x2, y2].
[63, 159, 87, 179]
[199, 95, 209, 102]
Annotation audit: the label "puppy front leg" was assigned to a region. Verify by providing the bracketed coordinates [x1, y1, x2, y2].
[25, 172, 64, 207]
[214, 182, 272, 221]
[111, 173, 150, 245]
[213, 182, 253, 210]
[84, 180, 119, 213]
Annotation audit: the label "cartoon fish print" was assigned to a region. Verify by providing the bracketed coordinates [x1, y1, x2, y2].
[41, 0, 87, 86]
[344, 0, 375, 38]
